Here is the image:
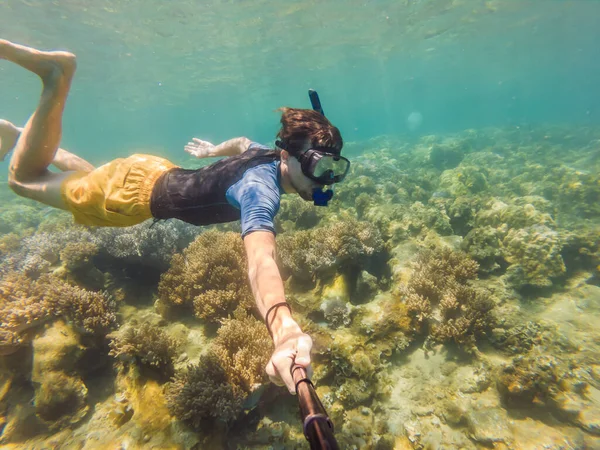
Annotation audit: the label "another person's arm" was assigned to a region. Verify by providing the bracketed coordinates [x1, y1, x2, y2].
[184, 137, 252, 159]
[244, 230, 313, 394]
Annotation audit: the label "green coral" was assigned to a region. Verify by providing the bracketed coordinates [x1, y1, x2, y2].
[157, 231, 253, 323]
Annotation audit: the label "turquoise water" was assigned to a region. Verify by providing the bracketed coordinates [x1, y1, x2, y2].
[1, 1, 599, 162]
[2, 1, 600, 449]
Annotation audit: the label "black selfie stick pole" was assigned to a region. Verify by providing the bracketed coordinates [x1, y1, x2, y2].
[292, 365, 339, 450]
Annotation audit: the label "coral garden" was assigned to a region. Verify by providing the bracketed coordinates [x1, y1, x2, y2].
[1, 124, 599, 449]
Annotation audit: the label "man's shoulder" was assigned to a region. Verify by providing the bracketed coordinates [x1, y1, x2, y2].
[248, 142, 273, 151]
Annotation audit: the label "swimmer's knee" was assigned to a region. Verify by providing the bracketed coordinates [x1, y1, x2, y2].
[7, 170, 31, 198]
[7, 173, 24, 196]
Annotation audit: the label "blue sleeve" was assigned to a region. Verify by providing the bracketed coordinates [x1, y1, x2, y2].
[226, 163, 281, 238]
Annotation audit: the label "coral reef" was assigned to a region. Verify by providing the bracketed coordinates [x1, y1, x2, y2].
[2, 124, 600, 448]
[276, 218, 385, 289]
[0, 272, 117, 354]
[165, 308, 271, 430]
[211, 307, 272, 392]
[503, 225, 566, 289]
[109, 321, 179, 378]
[399, 246, 497, 347]
[30, 321, 89, 430]
[165, 352, 246, 430]
[275, 196, 324, 232]
[93, 220, 198, 271]
[157, 231, 253, 323]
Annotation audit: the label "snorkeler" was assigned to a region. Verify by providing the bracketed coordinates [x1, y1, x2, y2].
[0, 39, 350, 395]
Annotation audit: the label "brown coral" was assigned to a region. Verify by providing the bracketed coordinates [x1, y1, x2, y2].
[399, 246, 496, 346]
[165, 352, 246, 430]
[109, 322, 179, 378]
[157, 231, 253, 323]
[212, 308, 272, 392]
[0, 271, 117, 354]
[276, 218, 385, 288]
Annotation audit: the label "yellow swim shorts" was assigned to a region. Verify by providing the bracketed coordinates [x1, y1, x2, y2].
[60, 154, 177, 227]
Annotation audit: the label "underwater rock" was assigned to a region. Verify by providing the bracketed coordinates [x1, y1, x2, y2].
[31, 321, 89, 429]
[320, 274, 353, 327]
[31, 321, 83, 376]
[465, 407, 511, 445]
[355, 270, 379, 300]
[33, 372, 88, 429]
[429, 142, 465, 170]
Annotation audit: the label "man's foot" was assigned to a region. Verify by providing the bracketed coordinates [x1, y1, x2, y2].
[0, 120, 22, 162]
[0, 39, 76, 83]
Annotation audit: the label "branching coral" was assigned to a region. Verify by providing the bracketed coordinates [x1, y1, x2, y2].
[399, 246, 496, 346]
[165, 352, 246, 430]
[0, 271, 117, 354]
[109, 322, 179, 378]
[276, 219, 385, 287]
[212, 307, 272, 392]
[93, 220, 198, 271]
[157, 231, 253, 323]
[165, 308, 271, 430]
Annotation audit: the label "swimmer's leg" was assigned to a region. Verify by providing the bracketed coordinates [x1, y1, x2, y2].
[0, 119, 93, 172]
[0, 39, 77, 209]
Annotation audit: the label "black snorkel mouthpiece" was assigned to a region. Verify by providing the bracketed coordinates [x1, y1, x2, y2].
[312, 188, 333, 207]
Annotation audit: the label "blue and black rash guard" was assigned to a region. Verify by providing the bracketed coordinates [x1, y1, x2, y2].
[150, 143, 284, 238]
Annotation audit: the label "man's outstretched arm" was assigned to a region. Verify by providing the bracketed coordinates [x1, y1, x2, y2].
[243, 230, 313, 394]
[184, 137, 252, 159]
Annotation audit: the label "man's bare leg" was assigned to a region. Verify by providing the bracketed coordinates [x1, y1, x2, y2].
[0, 119, 94, 172]
[1, 39, 77, 209]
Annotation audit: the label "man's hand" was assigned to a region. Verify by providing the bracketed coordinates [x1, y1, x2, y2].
[266, 320, 313, 394]
[184, 138, 215, 159]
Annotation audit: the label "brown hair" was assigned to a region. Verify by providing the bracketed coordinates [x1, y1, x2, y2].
[276, 107, 343, 154]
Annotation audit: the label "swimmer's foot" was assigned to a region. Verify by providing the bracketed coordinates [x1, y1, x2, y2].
[0, 120, 22, 162]
[0, 39, 76, 84]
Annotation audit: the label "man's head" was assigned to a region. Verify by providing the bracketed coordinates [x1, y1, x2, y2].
[276, 108, 347, 203]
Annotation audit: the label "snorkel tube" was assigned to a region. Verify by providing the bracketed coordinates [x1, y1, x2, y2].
[293, 365, 339, 450]
[308, 89, 334, 207]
